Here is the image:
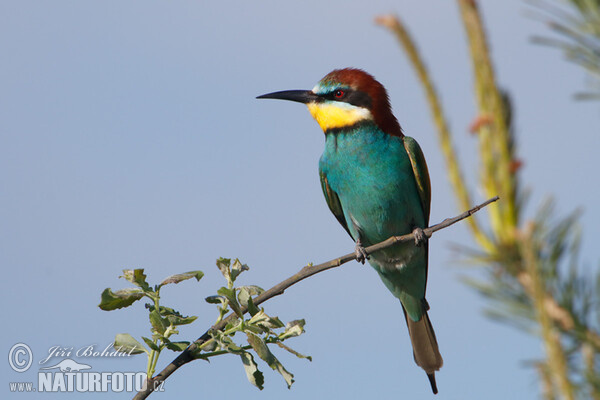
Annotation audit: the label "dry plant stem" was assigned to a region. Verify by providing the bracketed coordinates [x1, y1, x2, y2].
[522, 229, 575, 400]
[537, 362, 557, 400]
[458, 0, 518, 240]
[518, 270, 600, 352]
[375, 15, 494, 253]
[586, 330, 600, 352]
[582, 343, 600, 400]
[132, 196, 499, 399]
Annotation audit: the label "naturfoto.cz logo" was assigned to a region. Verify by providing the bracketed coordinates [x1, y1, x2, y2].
[8, 342, 164, 393]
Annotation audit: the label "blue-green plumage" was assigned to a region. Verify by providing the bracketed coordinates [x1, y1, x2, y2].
[319, 122, 427, 321]
[258, 68, 442, 394]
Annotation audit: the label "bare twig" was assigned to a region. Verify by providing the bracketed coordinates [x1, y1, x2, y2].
[133, 196, 499, 399]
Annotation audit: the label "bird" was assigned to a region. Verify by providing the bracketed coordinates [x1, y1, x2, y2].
[257, 68, 443, 394]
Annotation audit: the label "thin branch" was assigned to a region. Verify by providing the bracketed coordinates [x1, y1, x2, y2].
[133, 196, 499, 399]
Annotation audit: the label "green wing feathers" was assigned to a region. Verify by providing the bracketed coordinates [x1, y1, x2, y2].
[319, 171, 352, 238]
[403, 136, 431, 224]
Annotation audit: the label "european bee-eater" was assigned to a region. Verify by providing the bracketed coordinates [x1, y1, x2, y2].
[258, 68, 443, 394]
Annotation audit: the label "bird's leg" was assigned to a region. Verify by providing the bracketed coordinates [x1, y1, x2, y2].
[412, 227, 427, 247]
[355, 237, 369, 264]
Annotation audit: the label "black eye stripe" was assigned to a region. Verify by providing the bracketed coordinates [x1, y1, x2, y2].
[320, 88, 372, 109]
[345, 89, 372, 108]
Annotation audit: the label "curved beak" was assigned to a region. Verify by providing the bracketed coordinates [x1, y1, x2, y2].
[256, 90, 319, 104]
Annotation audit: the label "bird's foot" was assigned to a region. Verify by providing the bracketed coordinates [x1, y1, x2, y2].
[355, 239, 369, 264]
[412, 227, 427, 247]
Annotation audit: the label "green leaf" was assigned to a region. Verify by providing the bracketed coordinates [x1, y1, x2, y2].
[248, 309, 285, 330]
[208, 328, 228, 346]
[141, 336, 160, 352]
[230, 259, 249, 282]
[238, 285, 264, 315]
[217, 287, 243, 317]
[239, 285, 264, 296]
[201, 339, 218, 352]
[166, 314, 198, 326]
[246, 333, 294, 388]
[148, 305, 195, 325]
[205, 295, 225, 304]
[246, 297, 260, 316]
[209, 329, 244, 354]
[149, 310, 167, 336]
[216, 258, 231, 280]
[240, 352, 264, 390]
[223, 317, 241, 332]
[224, 341, 245, 355]
[242, 324, 265, 335]
[121, 269, 151, 291]
[276, 342, 312, 361]
[114, 334, 147, 355]
[98, 288, 144, 311]
[159, 270, 204, 287]
[279, 319, 307, 340]
[165, 341, 190, 352]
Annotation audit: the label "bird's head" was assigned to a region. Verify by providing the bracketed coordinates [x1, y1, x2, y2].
[257, 68, 403, 137]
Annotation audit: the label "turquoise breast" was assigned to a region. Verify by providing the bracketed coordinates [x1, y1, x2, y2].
[318, 123, 425, 247]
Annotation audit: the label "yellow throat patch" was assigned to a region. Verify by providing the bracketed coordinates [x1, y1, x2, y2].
[307, 102, 372, 131]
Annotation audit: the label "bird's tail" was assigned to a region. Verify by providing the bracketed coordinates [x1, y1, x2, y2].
[402, 303, 443, 394]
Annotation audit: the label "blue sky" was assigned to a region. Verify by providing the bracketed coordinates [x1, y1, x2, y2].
[2, 1, 599, 399]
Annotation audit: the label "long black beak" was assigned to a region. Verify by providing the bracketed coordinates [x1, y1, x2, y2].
[256, 90, 319, 104]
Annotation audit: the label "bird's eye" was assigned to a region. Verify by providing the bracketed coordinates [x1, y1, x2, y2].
[334, 89, 345, 99]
